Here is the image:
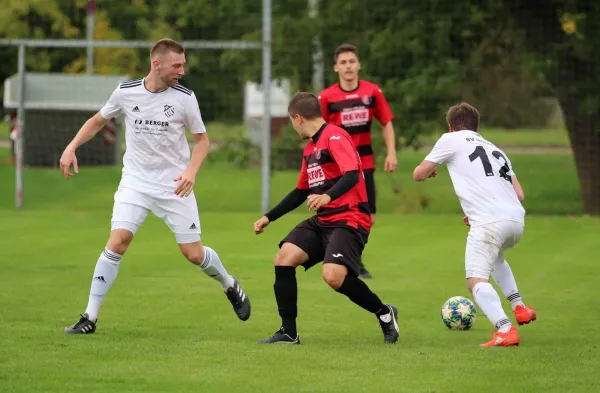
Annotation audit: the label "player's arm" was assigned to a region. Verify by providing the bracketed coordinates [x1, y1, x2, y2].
[374, 87, 397, 172]
[60, 113, 108, 179]
[60, 87, 122, 180]
[266, 158, 310, 221]
[505, 155, 525, 202]
[264, 188, 310, 223]
[174, 95, 209, 197]
[254, 188, 309, 234]
[318, 93, 329, 120]
[413, 160, 437, 181]
[512, 175, 525, 202]
[187, 133, 209, 174]
[413, 134, 454, 182]
[254, 160, 310, 234]
[66, 113, 109, 151]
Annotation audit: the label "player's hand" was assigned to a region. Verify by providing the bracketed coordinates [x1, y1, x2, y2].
[174, 168, 196, 198]
[254, 216, 270, 234]
[428, 168, 437, 178]
[307, 194, 331, 211]
[384, 153, 398, 172]
[462, 216, 470, 227]
[59, 147, 79, 180]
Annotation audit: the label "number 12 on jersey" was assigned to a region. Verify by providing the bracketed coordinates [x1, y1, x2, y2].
[469, 146, 512, 183]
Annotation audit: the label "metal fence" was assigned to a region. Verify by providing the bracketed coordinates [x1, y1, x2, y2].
[0, 0, 273, 211]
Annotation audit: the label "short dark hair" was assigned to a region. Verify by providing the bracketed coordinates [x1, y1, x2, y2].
[288, 92, 322, 119]
[334, 43, 358, 63]
[150, 38, 185, 59]
[446, 102, 480, 131]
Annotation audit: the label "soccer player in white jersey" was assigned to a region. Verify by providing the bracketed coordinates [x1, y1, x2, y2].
[59, 38, 251, 334]
[413, 102, 536, 347]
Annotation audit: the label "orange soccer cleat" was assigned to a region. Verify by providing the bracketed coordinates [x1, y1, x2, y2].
[513, 305, 537, 325]
[480, 326, 520, 347]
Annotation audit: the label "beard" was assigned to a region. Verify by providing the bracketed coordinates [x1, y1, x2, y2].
[161, 74, 179, 87]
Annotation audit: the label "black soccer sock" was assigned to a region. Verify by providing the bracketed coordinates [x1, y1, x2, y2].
[274, 266, 298, 337]
[336, 274, 387, 315]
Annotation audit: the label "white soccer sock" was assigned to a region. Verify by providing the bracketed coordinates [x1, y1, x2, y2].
[199, 246, 234, 291]
[85, 248, 122, 322]
[472, 282, 512, 333]
[492, 260, 525, 311]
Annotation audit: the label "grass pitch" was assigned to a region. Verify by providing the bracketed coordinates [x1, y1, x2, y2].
[0, 150, 598, 392]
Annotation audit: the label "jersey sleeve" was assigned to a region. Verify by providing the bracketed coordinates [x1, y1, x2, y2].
[318, 92, 329, 120]
[506, 155, 516, 176]
[328, 134, 360, 173]
[424, 133, 455, 164]
[296, 158, 309, 190]
[373, 86, 394, 125]
[99, 87, 123, 119]
[185, 93, 206, 134]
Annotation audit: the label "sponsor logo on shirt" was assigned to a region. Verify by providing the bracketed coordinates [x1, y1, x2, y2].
[133, 119, 170, 135]
[307, 163, 325, 188]
[341, 108, 369, 126]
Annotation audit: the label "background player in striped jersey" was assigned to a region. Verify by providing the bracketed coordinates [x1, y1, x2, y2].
[318, 43, 398, 279]
[253, 92, 399, 345]
[59, 39, 250, 335]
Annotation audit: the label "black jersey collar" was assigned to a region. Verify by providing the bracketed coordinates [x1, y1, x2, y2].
[311, 123, 328, 143]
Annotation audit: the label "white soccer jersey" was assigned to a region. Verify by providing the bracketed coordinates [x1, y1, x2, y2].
[425, 130, 525, 226]
[100, 78, 206, 192]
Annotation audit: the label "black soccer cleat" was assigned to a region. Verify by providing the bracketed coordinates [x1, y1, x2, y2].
[258, 328, 300, 344]
[358, 265, 373, 279]
[225, 277, 251, 321]
[378, 304, 400, 344]
[64, 314, 97, 335]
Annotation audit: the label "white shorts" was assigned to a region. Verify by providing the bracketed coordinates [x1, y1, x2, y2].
[111, 186, 201, 244]
[465, 220, 524, 279]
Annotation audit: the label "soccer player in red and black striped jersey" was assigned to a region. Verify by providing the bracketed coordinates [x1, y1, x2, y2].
[318, 43, 398, 279]
[253, 92, 399, 345]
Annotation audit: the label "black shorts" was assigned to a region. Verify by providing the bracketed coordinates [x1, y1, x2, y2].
[364, 169, 376, 214]
[279, 217, 369, 277]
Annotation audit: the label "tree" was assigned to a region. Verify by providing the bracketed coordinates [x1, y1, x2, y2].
[502, 0, 600, 214]
[0, 0, 79, 107]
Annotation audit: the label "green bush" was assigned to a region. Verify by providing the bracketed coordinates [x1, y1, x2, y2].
[206, 136, 261, 169]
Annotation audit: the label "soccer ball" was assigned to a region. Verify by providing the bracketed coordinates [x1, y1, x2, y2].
[441, 296, 477, 330]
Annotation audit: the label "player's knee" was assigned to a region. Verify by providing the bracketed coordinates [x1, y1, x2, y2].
[274, 244, 305, 267]
[106, 229, 134, 255]
[181, 245, 205, 265]
[466, 277, 488, 293]
[274, 251, 295, 267]
[321, 265, 345, 289]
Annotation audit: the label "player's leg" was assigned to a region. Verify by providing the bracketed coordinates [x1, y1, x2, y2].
[465, 222, 518, 347]
[259, 218, 321, 344]
[491, 223, 536, 325]
[65, 187, 151, 334]
[322, 227, 399, 344]
[155, 191, 250, 321]
[359, 169, 376, 279]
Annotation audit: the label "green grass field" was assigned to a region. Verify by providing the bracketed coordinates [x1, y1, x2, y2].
[0, 148, 599, 392]
[0, 120, 569, 149]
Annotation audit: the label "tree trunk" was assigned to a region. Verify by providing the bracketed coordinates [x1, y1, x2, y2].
[561, 101, 600, 215]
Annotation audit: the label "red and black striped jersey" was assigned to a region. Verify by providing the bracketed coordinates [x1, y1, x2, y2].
[296, 123, 371, 232]
[318, 80, 394, 171]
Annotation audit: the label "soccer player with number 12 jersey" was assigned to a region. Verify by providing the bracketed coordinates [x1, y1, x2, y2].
[413, 103, 537, 347]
